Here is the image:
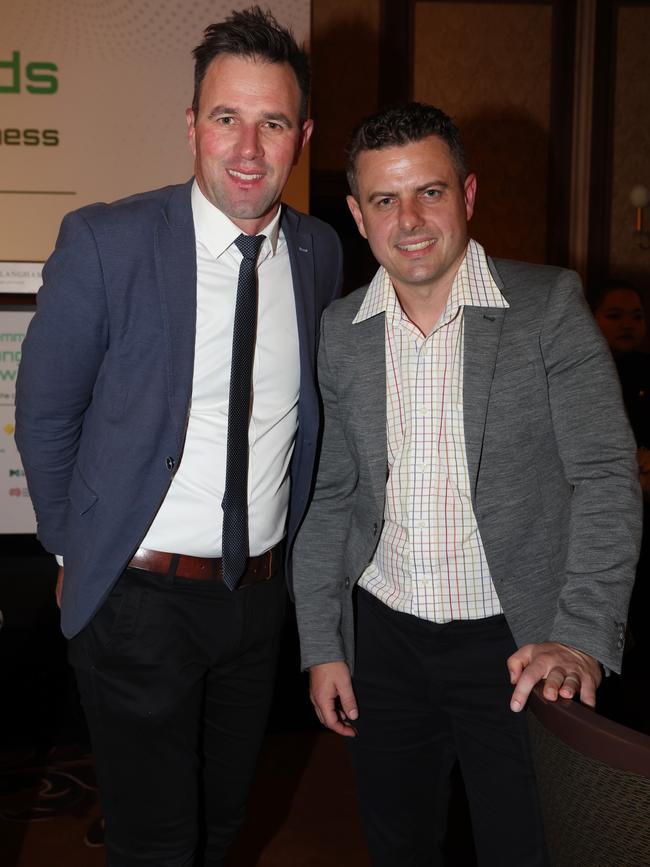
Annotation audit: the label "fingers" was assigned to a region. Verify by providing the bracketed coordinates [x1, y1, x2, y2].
[510, 659, 542, 712]
[309, 661, 358, 738]
[506, 645, 531, 686]
[337, 681, 359, 722]
[55, 567, 64, 609]
[508, 642, 601, 712]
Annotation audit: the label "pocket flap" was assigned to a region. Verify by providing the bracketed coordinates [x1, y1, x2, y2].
[68, 469, 98, 515]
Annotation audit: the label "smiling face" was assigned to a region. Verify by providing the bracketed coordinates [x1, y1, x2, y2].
[186, 53, 313, 234]
[347, 135, 476, 305]
[595, 288, 646, 354]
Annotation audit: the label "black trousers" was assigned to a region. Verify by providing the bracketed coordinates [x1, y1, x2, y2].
[347, 588, 549, 867]
[68, 565, 287, 867]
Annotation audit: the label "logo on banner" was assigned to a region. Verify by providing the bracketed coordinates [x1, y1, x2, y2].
[8, 487, 29, 497]
[0, 51, 58, 94]
[1, 51, 60, 147]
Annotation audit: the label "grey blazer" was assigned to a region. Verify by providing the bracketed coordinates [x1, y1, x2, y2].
[293, 258, 641, 675]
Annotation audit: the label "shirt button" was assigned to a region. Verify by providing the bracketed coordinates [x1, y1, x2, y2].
[166, 456, 175, 471]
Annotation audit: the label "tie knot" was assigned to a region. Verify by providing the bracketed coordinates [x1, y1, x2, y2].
[235, 233, 265, 262]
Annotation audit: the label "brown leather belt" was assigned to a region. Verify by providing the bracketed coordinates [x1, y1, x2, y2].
[127, 541, 283, 588]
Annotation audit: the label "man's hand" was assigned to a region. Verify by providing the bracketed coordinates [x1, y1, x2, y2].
[309, 661, 358, 737]
[55, 566, 64, 609]
[507, 642, 602, 712]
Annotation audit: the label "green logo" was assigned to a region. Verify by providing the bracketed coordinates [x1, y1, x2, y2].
[0, 51, 58, 94]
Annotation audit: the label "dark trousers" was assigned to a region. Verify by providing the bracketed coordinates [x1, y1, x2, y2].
[348, 588, 549, 867]
[68, 566, 287, 867]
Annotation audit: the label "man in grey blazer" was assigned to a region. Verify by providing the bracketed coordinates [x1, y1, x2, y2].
[15, 8, 341, 866]
[293, 103, 640, 866]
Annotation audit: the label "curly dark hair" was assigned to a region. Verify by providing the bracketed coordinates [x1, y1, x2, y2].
[191, 5, 310, 124]
[346, 102, 468, 198]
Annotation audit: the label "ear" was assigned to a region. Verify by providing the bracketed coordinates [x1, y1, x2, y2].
[186, 108, 196, 156]
[346, 195, 368, 239]
[298, 118, 314, 152]
[464, 173, 477, 222]
[293, 118, 314, 165]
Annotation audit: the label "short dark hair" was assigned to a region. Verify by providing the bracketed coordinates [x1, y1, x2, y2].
[590, 278, 645, 313]
[191, 5, 310, 123]
[346, 102, 468, 198]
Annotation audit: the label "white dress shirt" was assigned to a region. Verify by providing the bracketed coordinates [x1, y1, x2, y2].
[357, 239, 508, 622]
[141, 181, 300, 556]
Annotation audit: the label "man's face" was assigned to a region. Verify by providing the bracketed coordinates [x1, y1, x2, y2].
[347, 136, 476, 300]
[187, 54, 313, 234]
[595, 288, 646, 354]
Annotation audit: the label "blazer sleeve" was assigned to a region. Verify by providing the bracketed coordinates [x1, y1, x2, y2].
[15, 209, 108, 553]
[541, 270, 641, 669]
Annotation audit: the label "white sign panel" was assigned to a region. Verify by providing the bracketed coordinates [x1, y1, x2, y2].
[0, 309, 36, 532]
[0, 261, 42, 294]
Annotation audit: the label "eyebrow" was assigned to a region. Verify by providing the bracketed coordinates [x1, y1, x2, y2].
[206, 105, 294, 127]
[367, 180, 449, 202]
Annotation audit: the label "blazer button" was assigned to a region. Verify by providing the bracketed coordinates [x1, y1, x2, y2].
[344, 577, 350, 589]
[166, 456, 175, 471]
[372, 523, 378, 536]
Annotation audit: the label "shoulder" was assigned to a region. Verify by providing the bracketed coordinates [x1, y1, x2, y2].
[64, 180, 191, 233]
[489, 257, 586, 314]
[322, 283, 370, 326]
[490, 257, 580, 292]
[281, 204, 340, 249]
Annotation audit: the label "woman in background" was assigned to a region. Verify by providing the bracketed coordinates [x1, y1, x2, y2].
[593, 279, 650, 730]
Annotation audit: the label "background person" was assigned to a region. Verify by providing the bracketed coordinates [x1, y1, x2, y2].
[593, 279, 650, 711]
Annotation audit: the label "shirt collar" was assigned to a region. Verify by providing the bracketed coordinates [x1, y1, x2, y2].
[353, 238, 508, 325]
[191, 179, 281, 261]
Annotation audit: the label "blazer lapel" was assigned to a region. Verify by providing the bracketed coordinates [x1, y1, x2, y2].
[351, 311, 388, 512]
[282, 207, 317, 387]
[463, 305, 505, 495]
[155, 179, 197, 451]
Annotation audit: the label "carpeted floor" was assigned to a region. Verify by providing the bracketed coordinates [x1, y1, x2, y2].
[0, 536, 478, 866]
[0, 733, 372, 867]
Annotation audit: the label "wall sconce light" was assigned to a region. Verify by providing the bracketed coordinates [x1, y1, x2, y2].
[630, 184, 649, 250]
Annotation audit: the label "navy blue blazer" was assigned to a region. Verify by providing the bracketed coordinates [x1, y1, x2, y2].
[15, 179, 343, 638]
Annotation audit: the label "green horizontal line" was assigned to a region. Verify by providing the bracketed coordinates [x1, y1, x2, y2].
[0, 190, 76, 195]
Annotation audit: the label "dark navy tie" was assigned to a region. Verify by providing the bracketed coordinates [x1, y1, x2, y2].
[221, 233, 265, 590]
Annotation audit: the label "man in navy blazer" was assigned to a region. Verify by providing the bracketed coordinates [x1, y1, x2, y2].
[15, 7, 341, 866]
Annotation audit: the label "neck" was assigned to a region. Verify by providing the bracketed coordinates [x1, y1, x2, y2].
[393, 280, 453, 337]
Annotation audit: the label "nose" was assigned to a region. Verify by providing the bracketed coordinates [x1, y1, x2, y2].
[237, 124, 263, 161]
[398, 198, 425, 232]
